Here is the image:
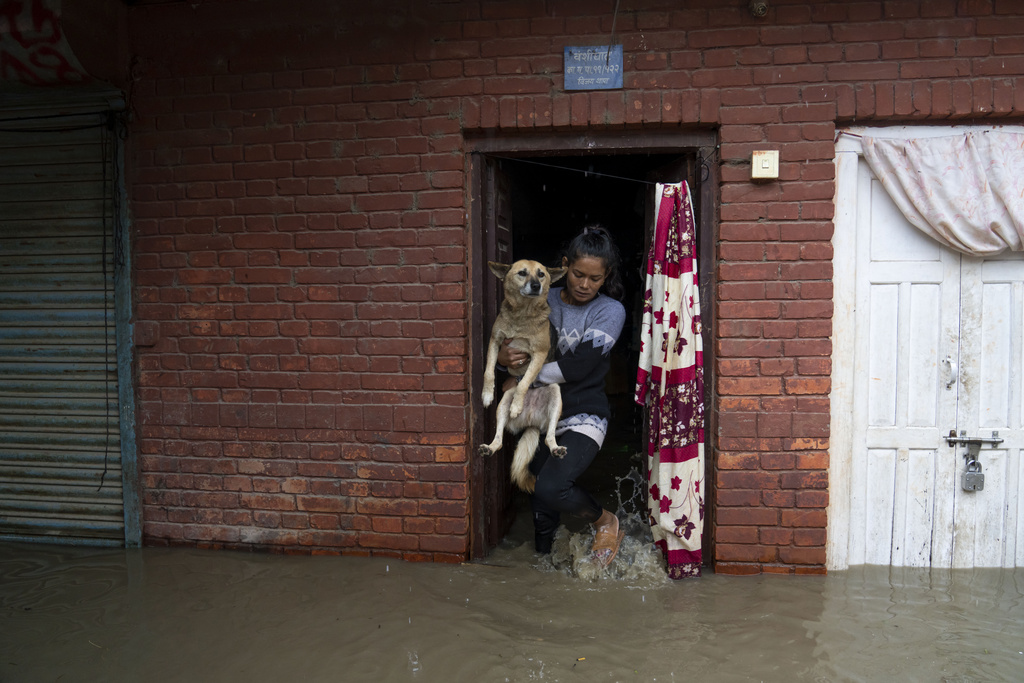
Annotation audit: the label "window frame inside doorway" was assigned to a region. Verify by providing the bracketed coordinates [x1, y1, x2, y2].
[465, 130, 719, 559]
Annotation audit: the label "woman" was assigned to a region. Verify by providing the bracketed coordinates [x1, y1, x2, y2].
[497, 225, 627, 566]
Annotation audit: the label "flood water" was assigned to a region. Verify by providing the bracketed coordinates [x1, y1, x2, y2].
[3, 508, 1024, 683]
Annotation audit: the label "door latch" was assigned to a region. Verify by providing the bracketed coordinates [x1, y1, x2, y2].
[946, 430, 1003, 457]
[947, 430, 1001, 493]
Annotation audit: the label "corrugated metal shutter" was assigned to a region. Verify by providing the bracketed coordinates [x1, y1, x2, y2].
[0, 111, 125, 545]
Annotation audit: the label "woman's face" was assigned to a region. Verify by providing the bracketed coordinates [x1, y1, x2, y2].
[562, 255, 608, 306]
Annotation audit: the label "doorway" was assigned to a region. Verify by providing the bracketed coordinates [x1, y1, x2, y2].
[0, 99, 140, 547]
[467, 131, 718, 559]
[830, 126, 1024, 569]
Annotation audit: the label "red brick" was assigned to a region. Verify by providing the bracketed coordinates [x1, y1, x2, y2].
[718, 451, 759, 468]
[719, 377, 784, 395]
[309, 514, 340, 530]
[433, 517, 467, 535]
[781, 509, 827, 528]
[716, 507, 779, 526]
[794, 528, 827, 547]
[785, 377, 831, 395]
[762, 490, 796, 508]
[296, 496, 349, 513]
[760, 452, 795, 470]
[779, 546, 826, 565]
[358, 498, 417, 516]
[717, 526, 759, 544]
[796, 490, 829, 508]
[718, 470, 781, 491]
[419, 500, 468, 517]
[795, 450, 829, 468]
[780, 470, 828, 490]
[758, 527, 793, 545]
[717, 543, 779, 563]
[372, 517, 403, 534]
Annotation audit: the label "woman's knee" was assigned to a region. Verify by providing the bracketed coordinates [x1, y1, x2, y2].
[532, 473, 571, 508]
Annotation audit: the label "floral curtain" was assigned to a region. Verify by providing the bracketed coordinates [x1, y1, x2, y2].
[862, 130, 1024, 256]
[634, 182, 705, 579]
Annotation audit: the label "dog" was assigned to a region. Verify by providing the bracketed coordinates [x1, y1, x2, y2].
[480, 260, 567, 492]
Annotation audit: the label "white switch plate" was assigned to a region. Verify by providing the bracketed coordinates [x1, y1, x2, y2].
[751, 150, 779, 179]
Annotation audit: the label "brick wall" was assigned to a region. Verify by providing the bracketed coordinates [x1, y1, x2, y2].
[120, 0, 1024, 571]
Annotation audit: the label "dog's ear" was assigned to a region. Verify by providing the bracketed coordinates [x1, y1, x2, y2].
[547, 267, 568, 284]
[488, 261, 511, 279]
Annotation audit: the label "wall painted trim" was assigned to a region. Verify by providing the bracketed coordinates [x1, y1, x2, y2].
[827, 131, 862, 571]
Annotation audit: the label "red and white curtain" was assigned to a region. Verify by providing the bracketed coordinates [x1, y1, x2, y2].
[635, 182, 705, 579]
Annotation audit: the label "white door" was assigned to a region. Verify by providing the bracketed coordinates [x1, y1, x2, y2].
[952, 255, 1024, 566]
[830, 126, 1024, 569]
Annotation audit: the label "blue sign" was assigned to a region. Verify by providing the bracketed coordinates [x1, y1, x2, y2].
[563, 45, 623, 91]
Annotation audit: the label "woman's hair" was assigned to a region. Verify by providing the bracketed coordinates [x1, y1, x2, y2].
[560, 224, 624, 301]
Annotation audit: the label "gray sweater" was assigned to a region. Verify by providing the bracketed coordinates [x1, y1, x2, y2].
[537, 287, 625, 446]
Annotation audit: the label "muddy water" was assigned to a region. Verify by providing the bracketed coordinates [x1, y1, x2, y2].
[2, 522, 1024, 683]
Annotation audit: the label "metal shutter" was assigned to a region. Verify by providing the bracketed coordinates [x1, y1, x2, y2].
[0, 111, 126, 545]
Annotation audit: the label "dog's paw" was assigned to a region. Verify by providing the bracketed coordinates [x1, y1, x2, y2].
[478, 444, 494, 457]
[481, 391, 493, 408]
[509, 399, 524, 419]
[552, 446, 567, 458]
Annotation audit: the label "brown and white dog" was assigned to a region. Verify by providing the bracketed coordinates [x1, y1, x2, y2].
[480, 260, 567, 492]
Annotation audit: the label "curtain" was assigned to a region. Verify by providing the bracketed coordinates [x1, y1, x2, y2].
[861, 130, 1024, 256]
[634, 182, 705, 579]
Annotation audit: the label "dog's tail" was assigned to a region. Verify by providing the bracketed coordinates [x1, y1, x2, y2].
[510, 427, 540, 493]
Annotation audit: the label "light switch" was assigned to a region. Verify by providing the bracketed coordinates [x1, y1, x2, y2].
[751, 150, 779, 179]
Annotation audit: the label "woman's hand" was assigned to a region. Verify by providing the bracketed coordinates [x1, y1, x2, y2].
[497, 338, 530, 370]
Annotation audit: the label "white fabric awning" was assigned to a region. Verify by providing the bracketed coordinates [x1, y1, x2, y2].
[859, 129, 1024, 256]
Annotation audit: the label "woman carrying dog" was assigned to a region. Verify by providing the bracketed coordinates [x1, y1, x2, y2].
[497, 225, 627, 567]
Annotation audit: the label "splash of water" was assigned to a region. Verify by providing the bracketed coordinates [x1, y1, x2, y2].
[543, 464, 668, 584]
[615, 465, 645, 517]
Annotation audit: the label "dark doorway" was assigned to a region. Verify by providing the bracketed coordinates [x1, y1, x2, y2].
[501, 153, 673, 517]
[468, 133, 717, 561]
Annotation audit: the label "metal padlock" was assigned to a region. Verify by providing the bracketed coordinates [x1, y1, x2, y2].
[961, 460, 985, 492]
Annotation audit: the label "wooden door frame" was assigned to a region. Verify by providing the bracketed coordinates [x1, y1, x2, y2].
[466, 130, 720, 560]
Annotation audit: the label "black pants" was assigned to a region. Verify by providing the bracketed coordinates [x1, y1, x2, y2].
[529, 430, 603, 553]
